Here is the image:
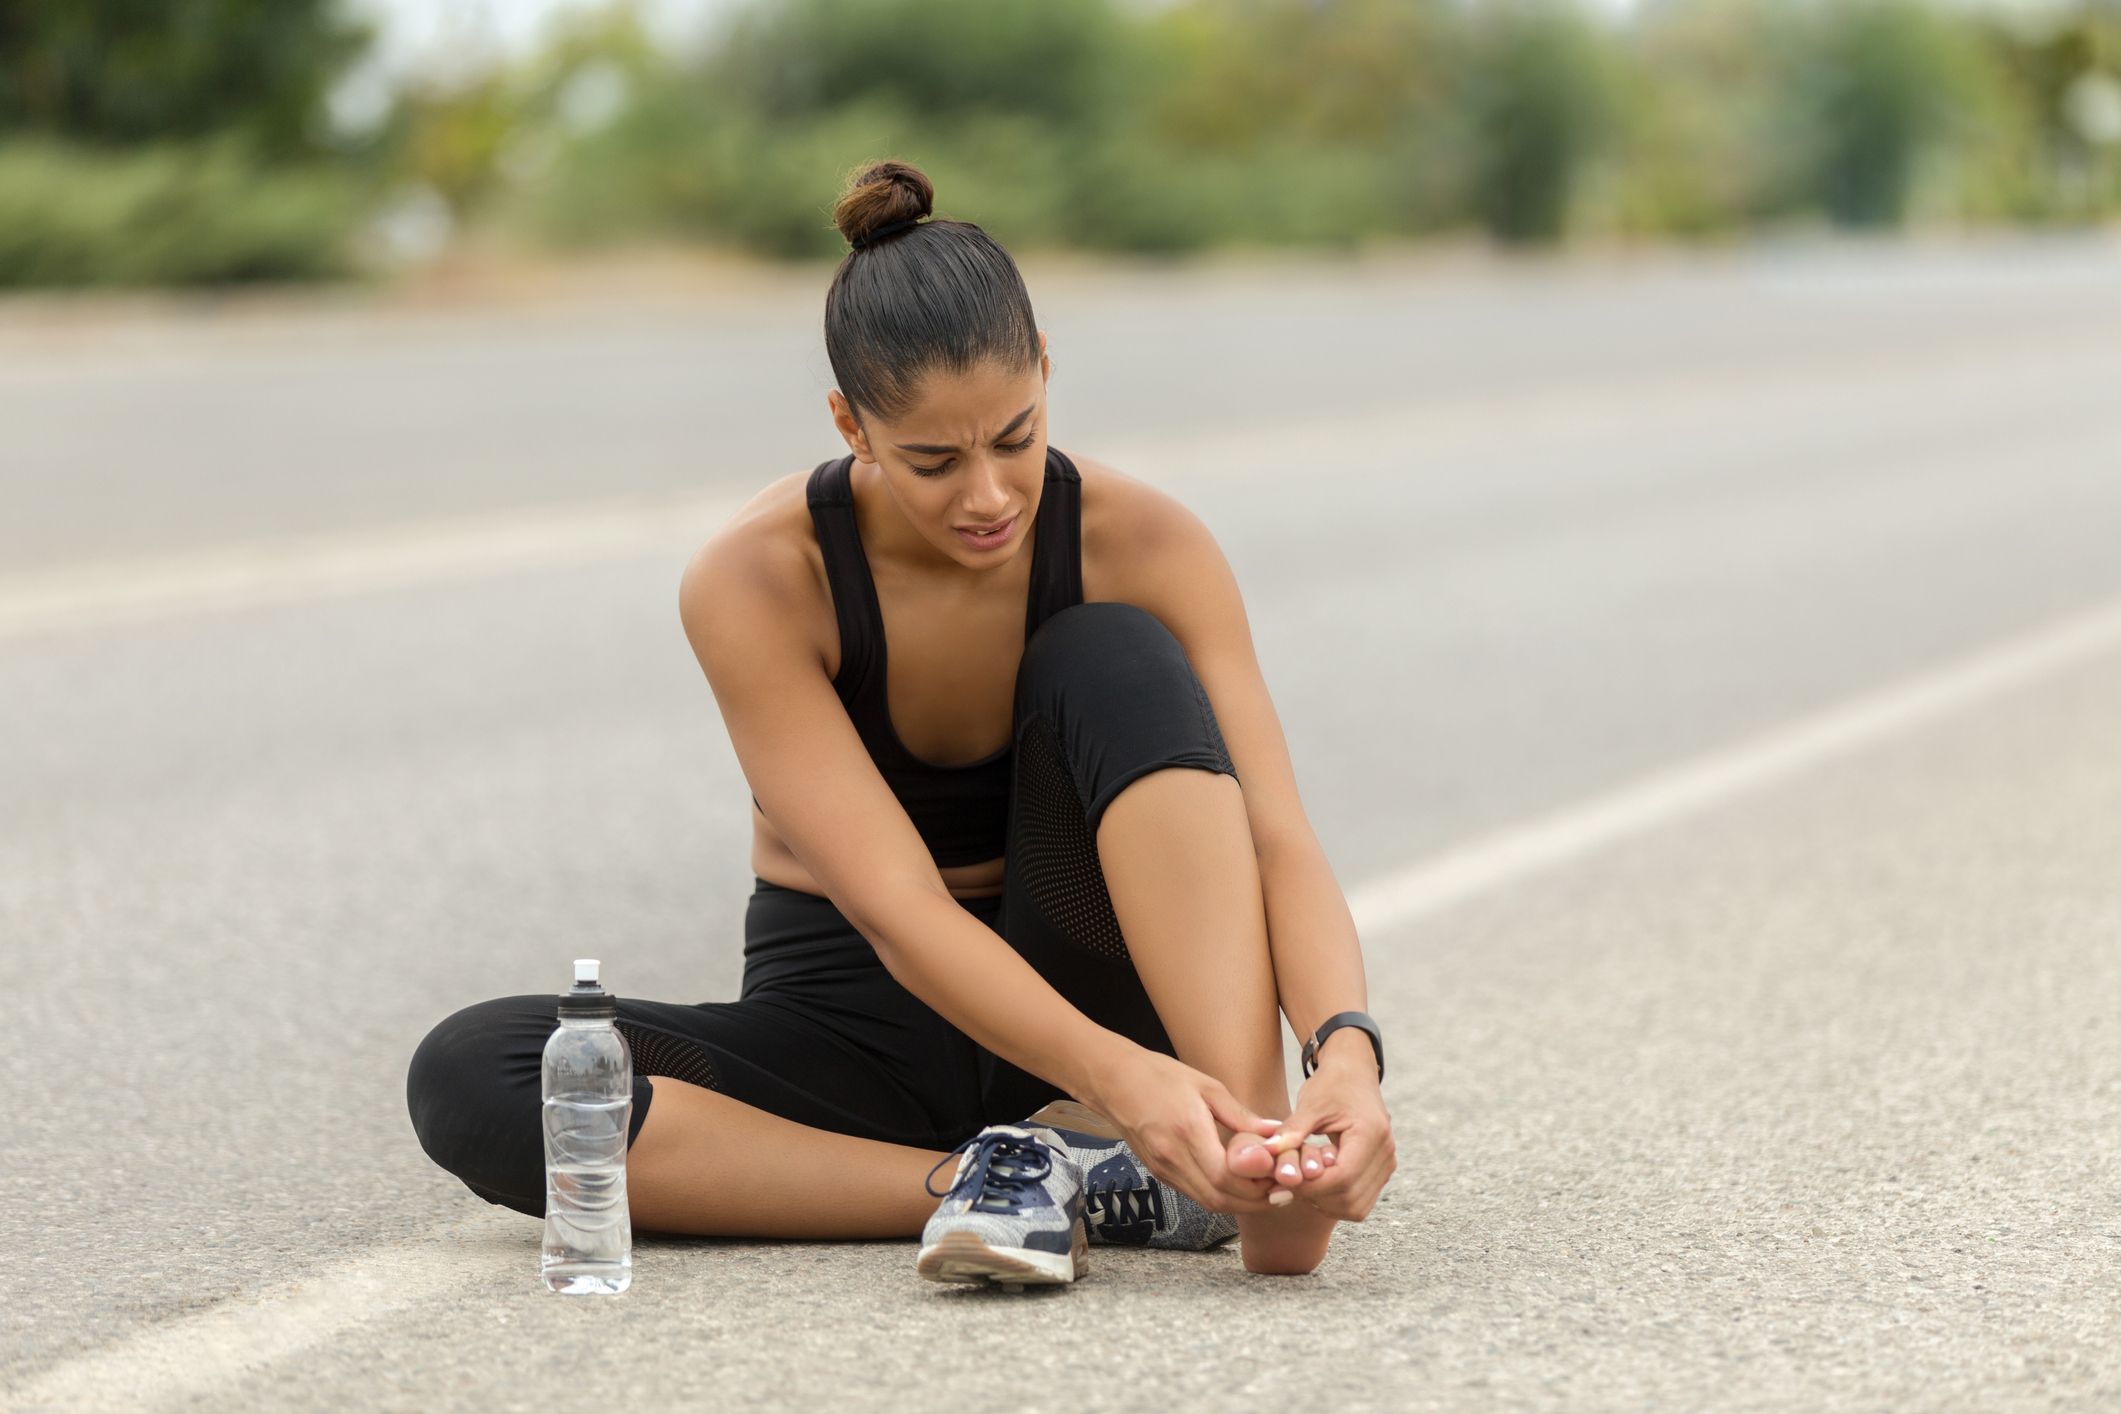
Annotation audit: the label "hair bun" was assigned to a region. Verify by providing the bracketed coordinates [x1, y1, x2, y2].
[834, 160, 936, 250]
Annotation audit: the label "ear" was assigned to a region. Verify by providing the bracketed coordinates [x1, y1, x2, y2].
[828, 390, 873, 462]
[1038, 328, 1052, 382]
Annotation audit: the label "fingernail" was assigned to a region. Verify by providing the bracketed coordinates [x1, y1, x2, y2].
[1268, 1190, 1294, 1206]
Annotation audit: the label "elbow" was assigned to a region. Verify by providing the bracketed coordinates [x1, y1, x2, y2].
[836, 874, 951, 966]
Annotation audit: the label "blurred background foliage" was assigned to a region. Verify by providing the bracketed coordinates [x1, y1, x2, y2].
[0, 0, 380, 285]
[0, 0, 2116, 287]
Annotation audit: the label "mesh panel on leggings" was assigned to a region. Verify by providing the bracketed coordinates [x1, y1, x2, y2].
[1014, 713, 1131, 962]
[614, 1020, 721, 1093]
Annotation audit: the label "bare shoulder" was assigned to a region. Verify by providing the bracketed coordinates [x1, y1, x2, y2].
[678, 466, 832, 669]
[1068, 450, 1225, 606]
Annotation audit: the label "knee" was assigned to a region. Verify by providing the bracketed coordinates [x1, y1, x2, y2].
[1023, 601, 1175, 674]
[1017, 602, 1234, 819]
[1018, 602, 1208, 721]
[406, 995, 546, 1203]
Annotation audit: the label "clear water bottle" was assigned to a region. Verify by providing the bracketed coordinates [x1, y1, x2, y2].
[541, 958, 633, 1294]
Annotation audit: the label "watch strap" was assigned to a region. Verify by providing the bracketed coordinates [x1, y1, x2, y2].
[1301, 1010, 1383, 1081]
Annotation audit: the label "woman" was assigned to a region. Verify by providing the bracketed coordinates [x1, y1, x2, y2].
[407, 159, 1395, 1285]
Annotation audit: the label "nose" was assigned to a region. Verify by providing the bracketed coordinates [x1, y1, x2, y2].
[961, 457, 1011, 520]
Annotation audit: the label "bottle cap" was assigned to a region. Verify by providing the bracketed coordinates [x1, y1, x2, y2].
[558, 958, 616, 1019]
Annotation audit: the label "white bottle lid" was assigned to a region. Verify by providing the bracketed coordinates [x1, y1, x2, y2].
[574, 958, 600, 985]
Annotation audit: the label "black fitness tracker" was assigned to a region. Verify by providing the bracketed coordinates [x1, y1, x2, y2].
[1300, 1010, 1384, 1082]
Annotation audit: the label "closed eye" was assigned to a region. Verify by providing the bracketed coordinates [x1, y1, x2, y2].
[911, 432, 1038, 478]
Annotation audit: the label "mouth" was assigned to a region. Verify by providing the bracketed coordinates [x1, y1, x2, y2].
[954, 513, 1018, 548]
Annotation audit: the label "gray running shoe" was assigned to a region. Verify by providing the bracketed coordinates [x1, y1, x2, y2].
[1023, 1100, 1243, 1251]
[916, 1123, 1088, 1289]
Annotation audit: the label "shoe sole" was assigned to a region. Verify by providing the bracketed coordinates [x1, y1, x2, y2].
[916, 1220, 1089, 1290]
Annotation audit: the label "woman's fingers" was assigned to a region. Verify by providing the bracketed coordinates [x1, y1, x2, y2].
[1201, 1082, 1284, 1142]
[1298, 1134, 1330, 1181]
[1174, 1117, 1280, 1213]
[1286, 1123, 1392, 1220]
[1190, 1158, 1280, 1213]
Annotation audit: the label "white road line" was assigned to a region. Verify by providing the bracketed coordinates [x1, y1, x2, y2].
[12, 594, 2121, 1406]
[4, 1213, 525, 1412]
[6, 308, 2112, 641]
[1346, 593, 2121, 935]
[0, 492, 744, 640]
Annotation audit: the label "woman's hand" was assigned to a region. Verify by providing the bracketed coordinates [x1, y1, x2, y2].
[1270, 1054, 1395, 1221]
[1088, 1046, 1289, 1214]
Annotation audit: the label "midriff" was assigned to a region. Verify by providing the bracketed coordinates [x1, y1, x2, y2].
[750, 800, 1007, 902]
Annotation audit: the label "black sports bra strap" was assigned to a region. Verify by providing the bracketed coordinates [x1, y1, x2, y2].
[806, 457, 878, 690]
[811, 447, 1082, 679]
[1025, 446, 1084, 639]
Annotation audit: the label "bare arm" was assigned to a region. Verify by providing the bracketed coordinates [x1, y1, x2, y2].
[677, 530, 1139, 1112]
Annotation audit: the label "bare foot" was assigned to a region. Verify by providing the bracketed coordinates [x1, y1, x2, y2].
[1224, 1130, 1336, 1273]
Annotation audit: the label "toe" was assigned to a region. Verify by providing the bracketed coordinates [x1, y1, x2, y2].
[1226, 1133, 1275, 1180]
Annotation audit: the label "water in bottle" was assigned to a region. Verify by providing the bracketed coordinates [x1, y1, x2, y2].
[541, 958, 633, 1294]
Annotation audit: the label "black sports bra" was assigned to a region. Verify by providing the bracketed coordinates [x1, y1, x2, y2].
[750, 447, 1084, 867]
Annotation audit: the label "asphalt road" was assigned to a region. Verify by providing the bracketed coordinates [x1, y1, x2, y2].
[4, 236, 2118, 1411]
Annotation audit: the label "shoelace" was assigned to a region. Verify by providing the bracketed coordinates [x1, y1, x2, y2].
[924, 1131, 1056, 1213]
[1045, 1125, 1165, 1230]
[1084, 1181, 1165, 1231]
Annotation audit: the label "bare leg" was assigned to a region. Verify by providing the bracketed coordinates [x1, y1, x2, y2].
[627, 1075, 954, 1238]
[1096, 767, 1337, 1275]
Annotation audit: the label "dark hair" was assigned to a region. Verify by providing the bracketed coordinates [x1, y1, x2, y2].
[826, 159, 1041, 428]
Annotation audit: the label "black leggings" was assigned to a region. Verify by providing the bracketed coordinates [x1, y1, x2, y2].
[406, 601, 1239, 1218]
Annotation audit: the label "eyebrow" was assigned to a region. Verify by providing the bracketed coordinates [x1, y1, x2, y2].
[893, 401, 1038, 455]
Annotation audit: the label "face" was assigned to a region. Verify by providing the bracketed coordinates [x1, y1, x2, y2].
[830, 331, 1052, 569]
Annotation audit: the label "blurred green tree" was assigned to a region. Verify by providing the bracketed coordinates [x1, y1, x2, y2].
[0, 0, 372, 157]
[1118, 0, 1461, 246]
[508, 0, 1128, 257]
[0, 138, 364, 286]
[1462, 0, 1616, 244]
[705, 0, 1128, 127]
[1788, 0, 1978, 227]
[1143, 0, 1451, 150]
[1611, 0, 1792, 237]
[1973, 4, 2121, 221]
[0, 0, 376, 286]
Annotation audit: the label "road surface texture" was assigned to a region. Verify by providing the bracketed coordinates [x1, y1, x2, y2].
[4, 235, 2118, 1410]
